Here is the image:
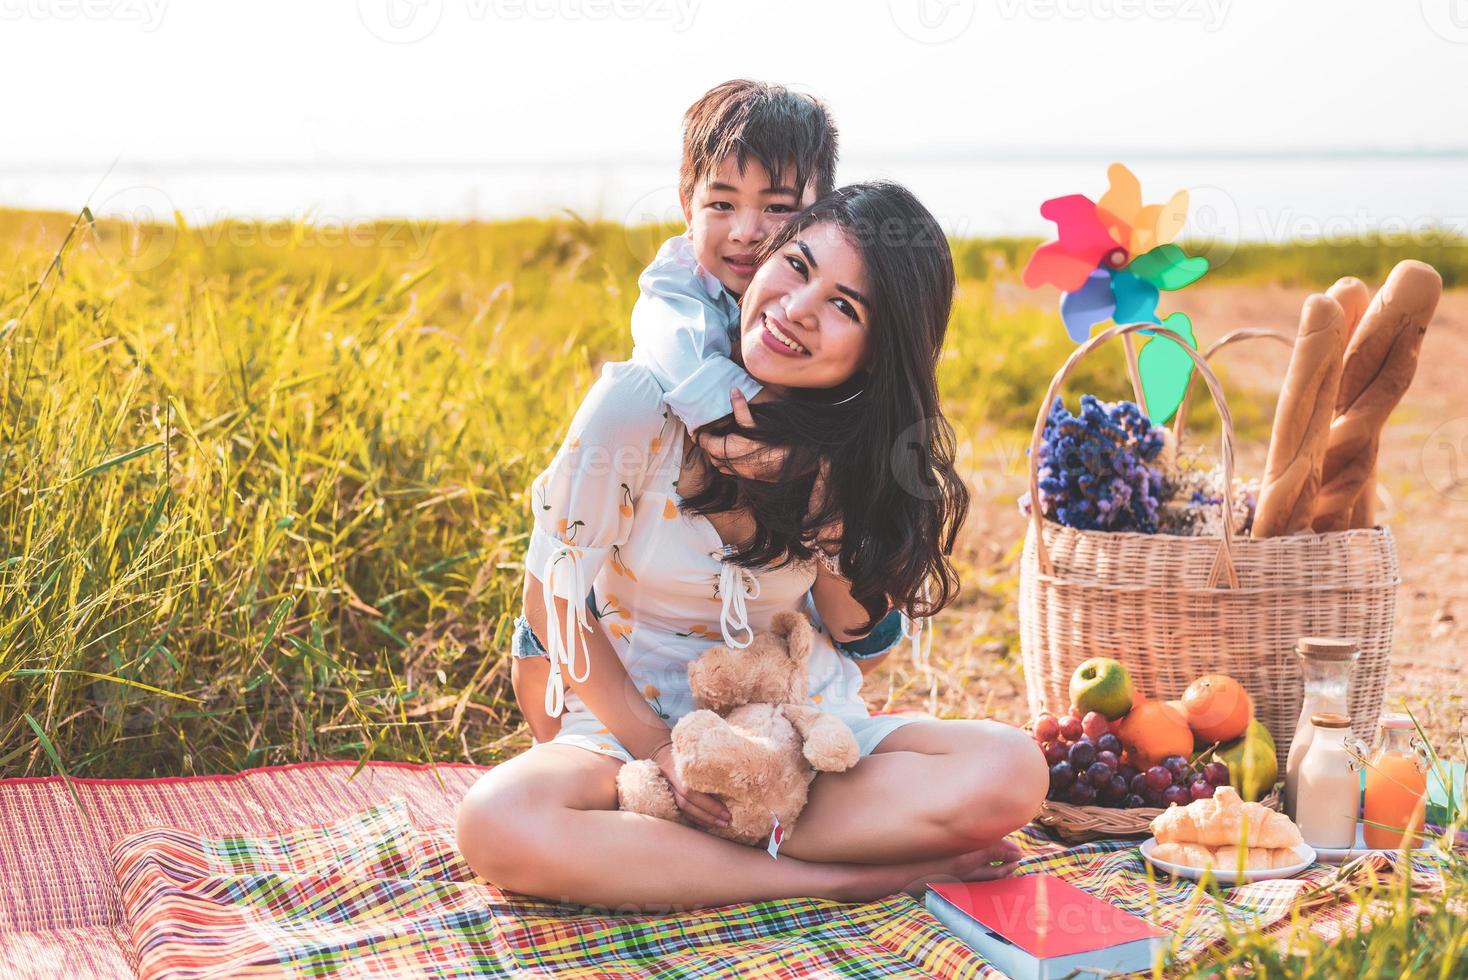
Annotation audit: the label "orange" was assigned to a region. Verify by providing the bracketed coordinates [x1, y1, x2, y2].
[1181, 674, 1253, 743]
[1116, 698, 1194, 768]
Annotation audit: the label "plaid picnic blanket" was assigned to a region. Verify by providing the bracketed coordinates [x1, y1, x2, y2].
[107, 793, 1456, 979]
[2, 757, 1454, 979]
[110, 797, 991, 979]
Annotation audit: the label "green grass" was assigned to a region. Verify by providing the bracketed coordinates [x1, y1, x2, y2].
[1, 207, 1465, 974]
[2, 209, 1462, 776]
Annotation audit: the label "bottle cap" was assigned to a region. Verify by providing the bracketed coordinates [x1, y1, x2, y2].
[1310, 712, 1353, 729]
[1379, 713, 1415, 730]
[1295, 637, 1360, 661]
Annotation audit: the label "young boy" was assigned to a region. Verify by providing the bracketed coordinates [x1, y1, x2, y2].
[629, 78, 837, 437]
[512, 80, 911, 744]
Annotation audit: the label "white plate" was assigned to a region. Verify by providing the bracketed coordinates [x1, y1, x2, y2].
[1139, 837, 1316, 885]
[1310, 826, 1433, 864]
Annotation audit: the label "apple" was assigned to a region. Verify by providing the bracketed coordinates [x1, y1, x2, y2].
[1069, 658, 1135, 721]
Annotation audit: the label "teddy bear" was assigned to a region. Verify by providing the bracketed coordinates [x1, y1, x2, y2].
[615, 609, 861, 847]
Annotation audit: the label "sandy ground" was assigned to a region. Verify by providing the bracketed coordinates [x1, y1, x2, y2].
[880, 284, 1468, 753]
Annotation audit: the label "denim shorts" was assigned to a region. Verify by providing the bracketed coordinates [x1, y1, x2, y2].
[511, 598, 905, 662]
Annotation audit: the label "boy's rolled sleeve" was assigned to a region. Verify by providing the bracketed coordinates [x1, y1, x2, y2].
[629, 235, 761, 433]
[663, 358, 764, 433]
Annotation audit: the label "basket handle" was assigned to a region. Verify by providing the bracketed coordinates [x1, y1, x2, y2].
[1170, 328, 1295, 441]
[1027, 321, 1241, 590]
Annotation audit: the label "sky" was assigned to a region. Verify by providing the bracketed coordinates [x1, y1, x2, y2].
[1, 0, 1464, 229]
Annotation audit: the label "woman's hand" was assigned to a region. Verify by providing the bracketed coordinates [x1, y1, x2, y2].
[695, 388, 788, 482]
[650, 741, 732, 831]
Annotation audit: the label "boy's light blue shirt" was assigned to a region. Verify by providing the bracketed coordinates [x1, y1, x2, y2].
[629, 234, 764, 433]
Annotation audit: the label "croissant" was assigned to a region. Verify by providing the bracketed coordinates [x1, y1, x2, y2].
[1154, 842, 1299, 870]
[1215, 846, 1303, 870]
[1151, 786, 1303, 850]
[1151, 842, 1216, 867]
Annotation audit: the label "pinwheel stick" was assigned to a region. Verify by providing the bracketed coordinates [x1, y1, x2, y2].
[1121, 333, 1148, 416]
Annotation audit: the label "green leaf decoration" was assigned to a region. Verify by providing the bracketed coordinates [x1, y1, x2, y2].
[1138, 311, 1198, 424]
[1128, 244, 1208, 291]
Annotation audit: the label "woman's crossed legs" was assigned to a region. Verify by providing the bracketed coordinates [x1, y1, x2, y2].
[455, 718, 1047, 912]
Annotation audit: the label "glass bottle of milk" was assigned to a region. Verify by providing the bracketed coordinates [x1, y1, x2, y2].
[1284, 637, 1359, 820]
[1295, 712, 1368, 849]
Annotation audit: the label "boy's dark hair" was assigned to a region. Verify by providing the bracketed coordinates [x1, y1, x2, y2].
[679, 79, 838, 204]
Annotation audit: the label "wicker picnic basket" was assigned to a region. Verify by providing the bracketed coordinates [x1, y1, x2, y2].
[1018, 322, 1400, 776]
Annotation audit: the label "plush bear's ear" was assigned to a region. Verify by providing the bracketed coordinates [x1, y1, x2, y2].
[686, 642, 746, 714]
[768, 610, 813, 664]
[765, 611, 813, 704]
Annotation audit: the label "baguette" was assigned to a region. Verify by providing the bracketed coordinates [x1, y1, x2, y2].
[1313, 261, 1441, 531]
[1325, 278, 1375, 526]
[1329, 276, 1372, 346]
[1350, 474, 1376, 527]
[1252, 294, 1346, 537]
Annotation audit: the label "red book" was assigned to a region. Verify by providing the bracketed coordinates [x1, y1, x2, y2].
[925, 875, 1168, 978]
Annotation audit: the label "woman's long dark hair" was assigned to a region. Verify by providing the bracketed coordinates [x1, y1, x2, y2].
[679, 181, 968, 633]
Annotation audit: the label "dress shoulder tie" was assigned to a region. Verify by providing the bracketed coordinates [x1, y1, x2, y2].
[541, 540, 595, 718]
[717, 550, 761, 649]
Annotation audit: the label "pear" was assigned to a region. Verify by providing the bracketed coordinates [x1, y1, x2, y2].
[1210, 720, 1278, 803]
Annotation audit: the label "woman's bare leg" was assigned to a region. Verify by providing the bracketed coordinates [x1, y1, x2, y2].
[774, 719, 1048, 865]
[510, 656, 563, 744]
[455, 742, 1026, 911]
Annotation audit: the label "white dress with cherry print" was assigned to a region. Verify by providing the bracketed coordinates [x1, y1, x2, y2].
[524, 360, 921, 763]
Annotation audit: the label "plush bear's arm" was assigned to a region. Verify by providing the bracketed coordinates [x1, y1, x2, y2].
[615, 758, 683, 824]
[780, 704, 860, 773]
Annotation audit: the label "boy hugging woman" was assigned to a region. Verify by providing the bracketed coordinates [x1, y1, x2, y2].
[511, 79, 915, 743]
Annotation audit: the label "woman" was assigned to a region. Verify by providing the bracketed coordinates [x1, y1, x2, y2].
[457, 182, 1047, 908]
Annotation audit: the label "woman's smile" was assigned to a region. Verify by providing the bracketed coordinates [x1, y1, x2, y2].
[758, 312, 811, 357]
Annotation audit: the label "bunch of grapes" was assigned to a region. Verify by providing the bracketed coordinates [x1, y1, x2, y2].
[1022, 395, 1168, 533]
[1033, 708, 1231, 809]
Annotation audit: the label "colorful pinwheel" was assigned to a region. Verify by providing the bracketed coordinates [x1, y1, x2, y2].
[1023, 163, 1210, 423]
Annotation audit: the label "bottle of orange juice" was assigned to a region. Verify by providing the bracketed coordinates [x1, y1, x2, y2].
[1363, 713, 1430, 850]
